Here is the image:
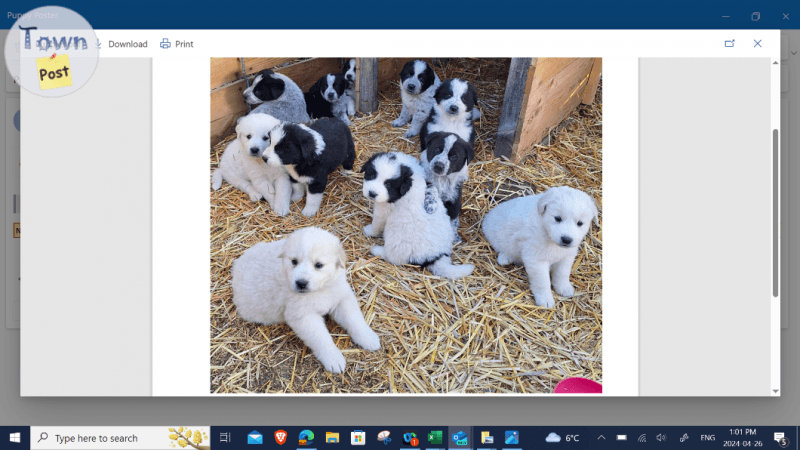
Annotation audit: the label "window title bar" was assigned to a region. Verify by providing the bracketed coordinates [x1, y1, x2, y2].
[3, 0, 797, 29]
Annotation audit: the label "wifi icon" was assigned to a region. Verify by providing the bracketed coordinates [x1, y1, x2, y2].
[638, 435, 647, 443]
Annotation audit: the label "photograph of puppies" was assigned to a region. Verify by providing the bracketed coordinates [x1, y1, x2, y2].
[210, 57, 603, 394]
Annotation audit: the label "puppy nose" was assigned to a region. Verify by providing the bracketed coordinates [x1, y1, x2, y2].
[327, 93, 334, 99]
[449, 105, 459, 113]
[561, 236, 573, 245]
[368, 191, 377, 199]
[250, 147, 260, 155]
[347, 75, 354, 81]
[407, 83, 416, 90]
[295, 279, 308, 290]
[433, 162, 445, 174]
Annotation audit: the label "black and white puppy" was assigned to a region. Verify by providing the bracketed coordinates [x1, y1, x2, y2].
[304, 73, 354, 125]
[341, 58, 356, 101]
[360, 152, 474, 280]
[243, 69, 311, 124]
[419, 78, 480, 152]
[262, 117, 356, 217]
[391, 60, 441, 139]
[421, 132, 475, 241]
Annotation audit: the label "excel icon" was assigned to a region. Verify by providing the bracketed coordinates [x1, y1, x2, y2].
[427, 431, 442, 445]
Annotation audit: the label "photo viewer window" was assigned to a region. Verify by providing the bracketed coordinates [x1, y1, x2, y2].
[0, 0, 798, 438]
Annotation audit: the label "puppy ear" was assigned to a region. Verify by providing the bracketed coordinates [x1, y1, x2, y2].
[299, 130, 319, 161]
[469, 84, 479, 109]
[335, 244, 347, 270]
[424, 133, 438, 150]
[537, 188, 557, 216]
[386, 164, 414, 202]
[463, 140, 475, 163]
[434, 83, 446, 102]
[590, 197, 600, 226]
[269, 76, 285, 100]
[312, 76, 324, 93]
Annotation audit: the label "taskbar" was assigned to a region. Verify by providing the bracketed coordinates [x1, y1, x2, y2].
[0, 426, 794, 450]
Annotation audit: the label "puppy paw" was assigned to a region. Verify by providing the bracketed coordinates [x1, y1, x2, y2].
[497, 253, 512, 266]
[554, 281, 575, 298]
[272, 203, 291, 217]
[317, 349, 347, 374]
[370, 246, 385, 257]
[353, 328, 381, 352]
[363, 224, 380, 237]
[391, 118, 406, 128]
[291, 189, 305, 202]
[404, 129, 419, 139]
[424, 187, 439, 214]
[533, 292, 556, 309]
[248, 192, 262, 203]
[301, 206, 319, 217]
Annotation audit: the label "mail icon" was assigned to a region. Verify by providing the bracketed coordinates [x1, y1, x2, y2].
[249, 431, 264, 445]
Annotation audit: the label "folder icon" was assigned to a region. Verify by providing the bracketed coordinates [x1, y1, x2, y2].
[327, 433, 339, 443]
[248, 431, 264, 444]
[481, 432, 493, 444]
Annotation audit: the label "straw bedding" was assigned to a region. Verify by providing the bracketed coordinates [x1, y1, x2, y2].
[210, 58, 602, 394]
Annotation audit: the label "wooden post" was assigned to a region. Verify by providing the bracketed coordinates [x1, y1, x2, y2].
[494, 58, 533, 159]
[356, 58, 379, 114]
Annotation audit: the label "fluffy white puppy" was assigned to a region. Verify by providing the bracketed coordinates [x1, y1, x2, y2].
[360, 152, 474, 280]
[211, 114, 294, 216]
[232, 227, 381, 373]
[482, 186, 599, 308]
[391, 60, 441, 139]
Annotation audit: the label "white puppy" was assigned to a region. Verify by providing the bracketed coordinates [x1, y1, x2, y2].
[482, 186, 599, 308]
[211, 114, 294, 216]
[360, 152, 474, 280]
[232, 227, 381, 373]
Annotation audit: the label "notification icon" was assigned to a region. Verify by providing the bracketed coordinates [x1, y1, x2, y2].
[275, 430, 287, 445]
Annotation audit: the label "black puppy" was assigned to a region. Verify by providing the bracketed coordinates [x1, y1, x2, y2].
[421, 132, 475, 241]
[304, 73, 349, 120]
[419, 78, 479, 152]
[262, 118, 356, 217]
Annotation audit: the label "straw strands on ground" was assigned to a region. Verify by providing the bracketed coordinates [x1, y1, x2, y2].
[210, 58, 602, 394]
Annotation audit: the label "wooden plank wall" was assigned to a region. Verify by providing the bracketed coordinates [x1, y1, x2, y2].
[210, 58, 342, 146]
[509, 57, 601, 163]
[210, 57, 433, 146]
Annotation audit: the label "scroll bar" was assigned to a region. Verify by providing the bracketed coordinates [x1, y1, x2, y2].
[773, 129, 779, 297]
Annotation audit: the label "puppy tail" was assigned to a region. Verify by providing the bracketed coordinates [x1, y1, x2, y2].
[428, 256, 474, 280]
[211, 169, 224, 190]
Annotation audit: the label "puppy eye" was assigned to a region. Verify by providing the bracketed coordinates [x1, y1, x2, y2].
[246, 134, 252, 139]
[435, 147, 442, 154]
[554, 216, 562, 223]
[263, 136, 268, 141]
[291, 259, 298, 266]
[449, 154, 457, 161]
[444, 94, 452, 99]
[577, 221, 584, 227]
[314, 262, 324, 269]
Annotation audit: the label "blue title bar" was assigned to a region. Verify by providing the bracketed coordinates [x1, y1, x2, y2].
[3, 0, 797, 29]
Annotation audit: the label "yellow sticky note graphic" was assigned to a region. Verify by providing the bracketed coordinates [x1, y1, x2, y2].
[36, 54, 72, 90]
